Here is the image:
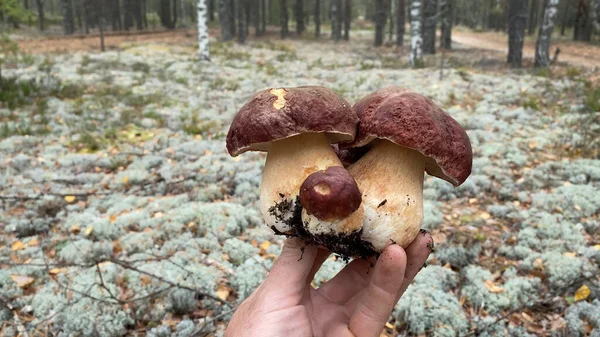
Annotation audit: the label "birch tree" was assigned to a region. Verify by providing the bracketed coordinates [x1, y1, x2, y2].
[198, 0, 210, 61]
[507, 0, 527, 68]
[410, 0, 423, 67]
[534, 0, 559, 68]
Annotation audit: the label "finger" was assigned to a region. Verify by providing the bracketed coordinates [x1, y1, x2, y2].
[317, 256, 376, 304]
[348, 245, 407, 337]
[262, 238, 318, 294]
[396, 230, 433, 299]
[306, 248, 331, 286]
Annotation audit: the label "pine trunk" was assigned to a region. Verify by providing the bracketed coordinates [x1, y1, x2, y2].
[389, 0, 394, 41]
[396, 0, 405, 46]
[315, 0, 321, 37]
[208, 0, 215, 21]
[219, 0, 234, 40]
[422, 0, 437, 54]
[560, 0, 569, 36]
[508, 0, 528, 68]
[573, 0, 591, 41]
[198, 0, 210, 60]
[374, 0, 386, 46]
[440, 0, 453, 49]
[62, 0, 75, 35]
[124, 0, 134, 30]
[528, 0, 539, 35]
[331, 0, 341, 40]
[99, 0, 105, 51]
[111, 0, 122, 31]
[409, 0, 422, 66]
[344, 0, 350, 40]
[261, 0, 266, 34]
[238, 0, 247, 42]
[535, 0, 559, 67]
[281, 0, 289, 38]
[160, 0, 174, 28]
[295, 0, 304, 34]
[36, 0, 45, 30]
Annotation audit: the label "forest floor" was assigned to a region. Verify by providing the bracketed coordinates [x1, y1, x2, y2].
[1, 27, 599, 336]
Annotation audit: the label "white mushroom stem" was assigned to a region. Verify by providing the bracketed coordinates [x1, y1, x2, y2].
[347, 139, 425, 250]
[260, 133, 363, 235]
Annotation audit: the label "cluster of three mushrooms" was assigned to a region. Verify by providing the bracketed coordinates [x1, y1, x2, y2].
[226, 86, 472, 257]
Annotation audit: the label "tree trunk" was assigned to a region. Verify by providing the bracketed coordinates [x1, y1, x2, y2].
[422, 0, 437, 54]
[62, 0, 75, 35]
[573, 0, 591, 41]
[160, 0, 174, 28]
[173, 0, 178, 28]
[295, 0, 304, 34]
[260, 0, 266, 34]
[440, 0, 453, 49]
[111, 0, 122, 31]
[198, 0, 210, 60]
[331, 0, 341, 40]
[374, 0, 386, 46]
[591, 0, 600, 33]
[238, 0, 247, 42]
[142, 0, 148, 28]
[99, 0, 106, 51]
[528, 0, 539, 35]
[396, 0, 405, 46]
[344, 0, 350, 40]
[281, 0, 289, 38]
[508, 0, 528, 68]
[315, 0, 320, 37]
[218, 0, 234, 40]
[230, 0, 236, 35]
[36, 0, 45, 30]
[208, 0, 215, 21]
[252, 0, 259, 35]
[389, 0, 394, 41]
[409, 0, 422, 66]
[535, 0, 559, 67]
[180, 0, 186, 26]
[124, 0, 134, 30]
[560, 0, 569, 36]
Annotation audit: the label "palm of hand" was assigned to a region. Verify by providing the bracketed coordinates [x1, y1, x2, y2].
[226, 232, 432, 337]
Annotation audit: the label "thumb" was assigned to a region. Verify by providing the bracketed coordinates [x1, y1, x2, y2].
[262, 238, 318, 295]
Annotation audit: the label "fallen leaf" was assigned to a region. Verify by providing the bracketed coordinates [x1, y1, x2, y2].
[216, 284, 231, 301]
[480, 212, 491, 220]
[260, 241, 271, 251]
[11, 241, 25, 251]
[64, 195, 76, 203]
[385, 322, 395, 330]
[85, 227, 94, 236]
[484, 279, 504, 293]
[49, 268, 66, 275]
[563, 252, 577, 258]
[122, 176, 129, 184]
[594, 245, 600, 250]
[250, 240, 259, 247]
[109, 215, 117, 224]
[10, 275, 35, 288]
[574, 284, 590, 302]
[70, 224, 81, 234]
[140, 275, 153, 286]
[27, 238, 39, 247]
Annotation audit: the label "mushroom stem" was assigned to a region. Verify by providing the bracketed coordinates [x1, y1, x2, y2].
[260, 133, 344, 233]
[347, 139, 425, 250]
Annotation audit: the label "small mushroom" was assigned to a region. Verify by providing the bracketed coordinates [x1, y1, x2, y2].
[344, 87, 473, 251]
[226, 86, 363, 237]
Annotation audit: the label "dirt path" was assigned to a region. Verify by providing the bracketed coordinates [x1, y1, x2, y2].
[453, 31, 600, 69]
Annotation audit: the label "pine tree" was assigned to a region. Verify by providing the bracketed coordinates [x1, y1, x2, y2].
[507, 0, 528, 68]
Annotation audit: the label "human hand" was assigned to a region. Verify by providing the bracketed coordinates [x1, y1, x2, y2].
[224, 230, 433, 337]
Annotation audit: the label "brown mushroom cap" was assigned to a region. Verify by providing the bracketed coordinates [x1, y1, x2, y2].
[226, 86, 358, 156]
[350, 87, 472, 186]
[299, 166, 362, 222]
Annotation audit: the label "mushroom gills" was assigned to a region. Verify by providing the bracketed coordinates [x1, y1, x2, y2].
[347, 139, 425, 251]
[260, 132, 346, 234]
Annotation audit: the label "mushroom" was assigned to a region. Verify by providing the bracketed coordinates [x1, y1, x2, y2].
[226, 86, 364, 240]
[344, 87, 472, 251]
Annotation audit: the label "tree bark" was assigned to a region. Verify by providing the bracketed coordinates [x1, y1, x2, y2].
[396, 0, 405, 46]
[111, 0, 122, 31]
[508, 0, 528, 68]
[36, 0, 45, 31]
[560, 0, 569, 36]
[440, 0, 453, 49]
[344, 0, 350, 40]
[573, 0, 591, 41]
[238, 0, 247, 42]
[315, 0, 320, 37]
[331, 0, 341, 40]
[198, 0, 210, 60]
[173, 0, 178, 28]
[124, 0, 134, 30]
[160, 0, 174, 28]
[261, 0, 266, 34]
[389, 0, 394, 41]
[62, 0, 75, 35]
[219, 0, 233, 40]
[208, 0, 215, 21]
[295, 0, 304, 34]
[409, 0, 422, 66]
[528, 0, 539, 35]
[99, 0, 105, 51]
[374, 0, 386, 46]
[281, 0, 289, 38]
[422, 0, 437, 54]
[535, 0, 559, 67]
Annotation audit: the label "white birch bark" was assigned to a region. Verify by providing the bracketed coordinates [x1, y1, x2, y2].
[409, 0, 422, 67]
[534, 0, 559, 68]
[197, 0, 210, 61]
[592, 0, 600, 31]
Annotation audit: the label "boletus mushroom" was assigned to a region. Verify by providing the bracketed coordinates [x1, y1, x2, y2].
[226, 86, 365, 247]
[342, 87, 473, 252]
